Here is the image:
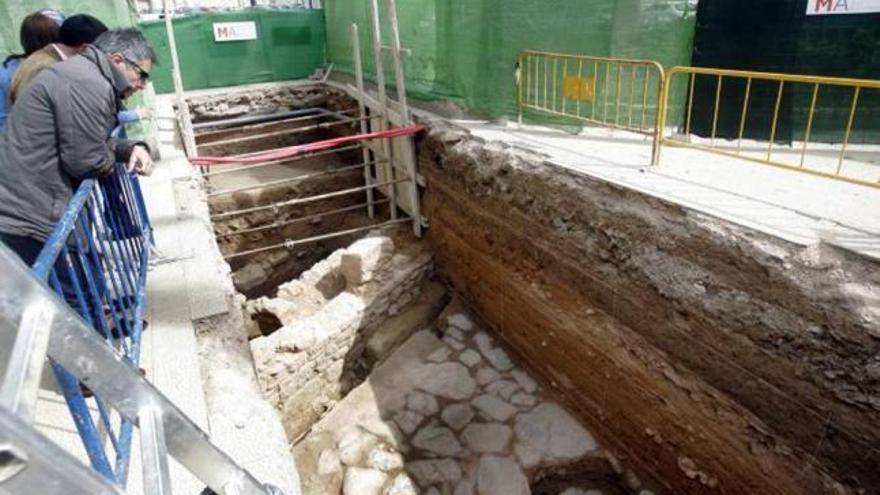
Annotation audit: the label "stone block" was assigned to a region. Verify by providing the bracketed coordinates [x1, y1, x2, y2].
[340, 236, 394, 286]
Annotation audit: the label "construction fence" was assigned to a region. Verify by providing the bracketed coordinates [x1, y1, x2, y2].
[322, 0, 699, 119]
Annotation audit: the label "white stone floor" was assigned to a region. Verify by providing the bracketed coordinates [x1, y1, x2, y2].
[456, 120, 880, 261]
[297, 303, 621, 495]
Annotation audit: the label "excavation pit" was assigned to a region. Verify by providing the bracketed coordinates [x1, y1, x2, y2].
[197, 88, 390, 299]
[192, 83, 879, 495]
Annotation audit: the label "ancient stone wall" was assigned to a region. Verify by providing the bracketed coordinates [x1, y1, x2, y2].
[250, 231, 435, 440]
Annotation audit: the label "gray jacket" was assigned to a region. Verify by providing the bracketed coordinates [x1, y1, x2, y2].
[0, 46, 144, 241]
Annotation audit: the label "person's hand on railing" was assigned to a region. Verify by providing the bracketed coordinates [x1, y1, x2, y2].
[127, 145, 153, 176]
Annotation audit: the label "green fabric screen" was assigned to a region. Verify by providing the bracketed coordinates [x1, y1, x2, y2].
[322, 0, 699, 120]
[0, 0, 136, 56]
[0, 1, 150, 138]
[140, 9, 326, 94]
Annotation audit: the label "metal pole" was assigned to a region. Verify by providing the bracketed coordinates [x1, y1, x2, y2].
[211, 177, 412, 221]
[208, 160, 383, 197]
[0, 302, 54, 424]
[385, 0, 423, 237]
[224, 218, 411, 260]
[351, 23, 376, 218]
[191, 107, 347, 131]
[369, 0, 397, 220]
[200, 117, 367, 149]
[0, 247, 279, 495]
[0, 407, 124, 495]
[140, 407, 173, 495]
[162, 2, 198, 159]
[216, 199, 390, 239]
[201, 144, 364, 178]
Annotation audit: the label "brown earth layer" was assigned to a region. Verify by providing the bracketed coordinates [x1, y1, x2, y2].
[419, 122, 879, 493]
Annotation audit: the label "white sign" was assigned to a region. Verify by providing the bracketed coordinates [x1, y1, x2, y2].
[212, 22, 258, 42]
[806, 0, 880, 15]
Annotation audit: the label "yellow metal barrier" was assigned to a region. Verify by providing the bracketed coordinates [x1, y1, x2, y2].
[657, 66, 880, 189]
[517, 50, 666, 164]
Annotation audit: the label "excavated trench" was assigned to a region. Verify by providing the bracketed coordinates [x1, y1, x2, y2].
[194, 84, 879, 495]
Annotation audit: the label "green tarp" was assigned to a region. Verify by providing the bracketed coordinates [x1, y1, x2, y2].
[140, 9, 326, 94]
[323, 0, 698, 120]
[0, 1, 149, 137]
[0, 1, 136, 56]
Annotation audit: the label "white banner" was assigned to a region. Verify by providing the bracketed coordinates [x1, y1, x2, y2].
[212, 22, 258, 42]
[806, 0, 880, 15]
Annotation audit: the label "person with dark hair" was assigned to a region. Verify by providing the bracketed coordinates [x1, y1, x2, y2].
[8, 13, 108, 104]
[0, 9, 65, 129]
[0, 27, 156, 276]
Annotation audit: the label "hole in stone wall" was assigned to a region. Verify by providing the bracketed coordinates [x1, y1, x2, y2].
[251, 310, 283, 337]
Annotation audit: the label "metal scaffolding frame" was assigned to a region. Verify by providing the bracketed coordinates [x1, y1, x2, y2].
[205, 0, 425, 261]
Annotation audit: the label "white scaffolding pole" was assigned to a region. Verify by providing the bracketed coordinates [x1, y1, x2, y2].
[162, 2, 198, 159]
[368, 0, 398, 221]
[385, 0, 423, 237]
[351, 23, 376, 219]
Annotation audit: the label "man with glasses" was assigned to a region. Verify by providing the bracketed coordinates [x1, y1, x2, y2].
[0, 27, 156, 281]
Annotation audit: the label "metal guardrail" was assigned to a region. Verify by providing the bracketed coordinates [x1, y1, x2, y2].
[0, 158, 284, 493]
[657, 66, 880, 188]
[0, 242, 284, 494]
[29, 162, 152, 485]
[517, 50, 666, 164]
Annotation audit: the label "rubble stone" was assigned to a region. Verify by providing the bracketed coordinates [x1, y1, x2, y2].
[476, 456, 529, 495]
[413, 424, 464, 457]
[462, 423, 513, 453]
[472, 394, 518, 422]
[515, 402, 597, 460]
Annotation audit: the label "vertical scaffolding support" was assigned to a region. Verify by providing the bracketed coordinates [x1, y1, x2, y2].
[385, 0, 423, 237]
[368, 0, 397, 220]
[163, 2, 198, 160]
[350, 24, 376, 219]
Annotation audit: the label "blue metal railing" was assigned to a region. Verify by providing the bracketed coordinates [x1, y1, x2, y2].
[29, 160, 152, 487]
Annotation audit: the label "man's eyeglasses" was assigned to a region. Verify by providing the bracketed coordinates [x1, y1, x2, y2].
[124, 57, 150, 82]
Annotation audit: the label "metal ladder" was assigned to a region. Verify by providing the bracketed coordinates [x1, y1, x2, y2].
[0, 243, 283, 495]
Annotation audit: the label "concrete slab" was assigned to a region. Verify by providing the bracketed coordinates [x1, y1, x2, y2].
[457, 120, 880, 260]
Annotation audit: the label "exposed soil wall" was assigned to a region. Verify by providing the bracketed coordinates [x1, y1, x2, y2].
[418, 121, 879, 494]
[188, 84, 350, 122]
[196, 84, 375, 298]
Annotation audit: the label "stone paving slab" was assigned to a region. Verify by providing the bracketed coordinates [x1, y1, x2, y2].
[294, 302, 616, 495]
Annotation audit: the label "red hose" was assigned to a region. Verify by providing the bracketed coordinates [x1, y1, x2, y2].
[189, 124, 426, 166]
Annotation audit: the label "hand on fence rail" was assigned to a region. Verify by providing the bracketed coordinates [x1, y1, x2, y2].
[126, 145, 154, 176]
[12, 162, 154, 485]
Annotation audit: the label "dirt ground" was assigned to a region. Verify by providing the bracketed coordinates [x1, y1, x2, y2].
[194, 83, 879, 494]
[418, 120, 879, 494]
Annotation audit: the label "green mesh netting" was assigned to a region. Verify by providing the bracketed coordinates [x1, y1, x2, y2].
[323, 0, 698, 120]
[0, 1, 136, 55]
[140, 9, 326, 94]
[0, 1, 149, 137]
